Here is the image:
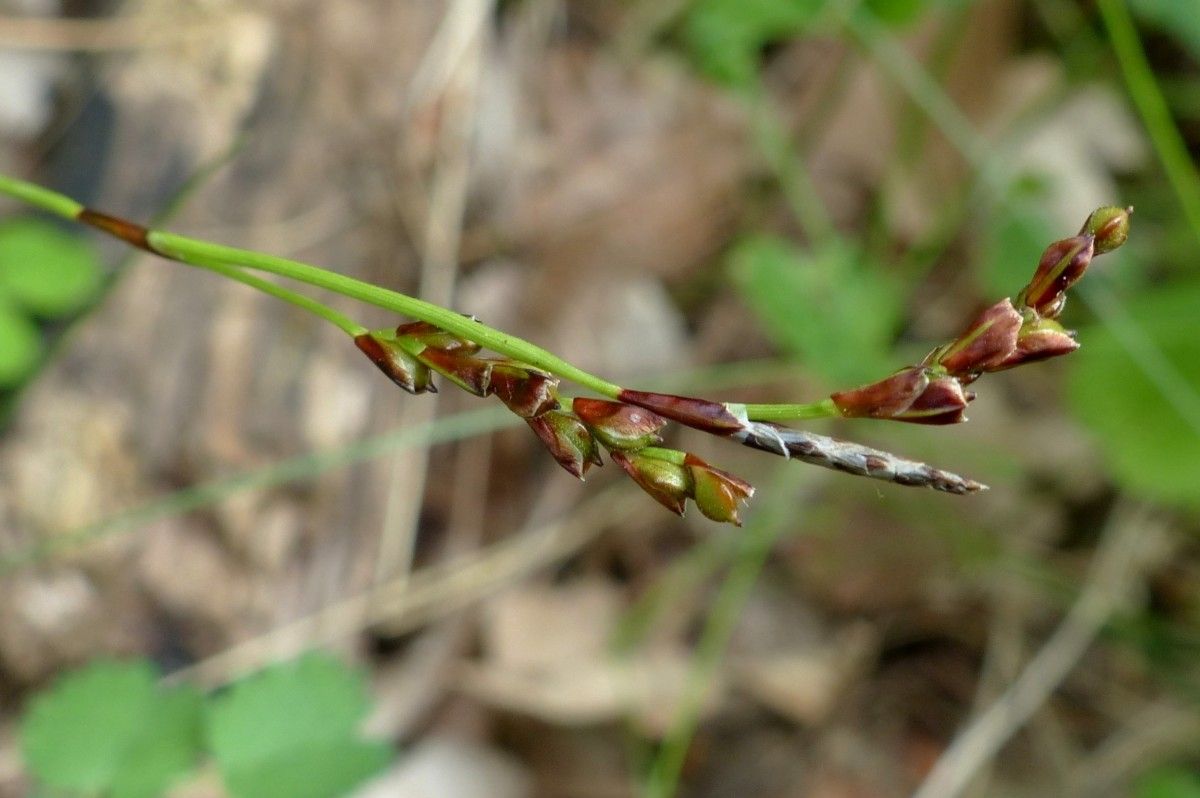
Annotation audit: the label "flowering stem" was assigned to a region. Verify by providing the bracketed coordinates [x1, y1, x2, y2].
[0, 175, 82, 219]
[151, 231, 625, 397]
[179, 257, 366, 337]
[0, 173, 1119, 506]
[0, 173, 868, 421]
[0, 173, 622, 398]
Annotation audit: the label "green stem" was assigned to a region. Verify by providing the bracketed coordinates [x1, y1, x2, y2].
[0, 172, 622, 397]
[743, 398, 838, 421]
[183, 257, 366, 337]
[1096, 0, 1200, 247]
[148, 230, 624, 396]
[0, 174, 82, 218]
[0, 172, 858, 423]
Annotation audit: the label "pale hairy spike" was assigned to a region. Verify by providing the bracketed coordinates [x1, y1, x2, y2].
[736, 422, 988, 495]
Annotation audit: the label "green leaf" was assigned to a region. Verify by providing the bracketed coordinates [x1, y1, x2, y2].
[0, 302, 42, 388]
[20, 659, 204, 797]
[1067, 279, 1200, 510]
[224, 741, 393, 798]
[0, 217, 101, 318]
[207, 652, 390, 798]
[1129, 0, 1200, 62]
[729, 235, 902, 385]
[860, 0, 972, 27]
[683, 0, 827, 86]
[110, 688, 206, 798]
[863, 0, 929, 26]
[1136, 766, 1200, 798]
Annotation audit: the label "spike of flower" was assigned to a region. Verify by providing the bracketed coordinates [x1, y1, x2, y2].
[1082, 205, 1132, 255]
[736, 422, 987, 494]
[934, 299, 1022, 377]
[684, 453, 754, 526]
[616, 389, 746, 436]
[610, 450, 693, 516]
[354, 331, 436, 394]
[572, 398, 667, 450]
[527, 410, 603, 479]
[830, 366, 970, 425]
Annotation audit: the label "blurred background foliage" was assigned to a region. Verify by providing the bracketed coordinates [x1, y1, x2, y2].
[0, 0, 1199, 795]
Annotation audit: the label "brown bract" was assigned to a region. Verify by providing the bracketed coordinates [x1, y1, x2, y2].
[617, 390, 746, 435]
[935, 299, 1023, 377]
[354, 332, 435, 394]
[994, 317, 1079, 370]
[831, 367, 970, 425]
[1020, 234, 1095, 318]
[417, 347, 492, 396]
[489, 364, 559, 418]
[572, 398, 667, 450]
[396, 320, 482, 353]
[78, 207, 154, 252]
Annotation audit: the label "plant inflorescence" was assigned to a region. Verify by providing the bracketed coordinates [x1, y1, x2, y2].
[0, 174, 1130, 524]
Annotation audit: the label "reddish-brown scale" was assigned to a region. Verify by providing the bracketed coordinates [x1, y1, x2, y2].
[78, 208, 154, 252]
[490, 365, 559, 418]
[396, 320, 481, 353]
[863, 455, 889, 473]
[936, 299, 1022, 376]
[901, 375, 969, 425]
[1009, 328, 1079, 365]
[355, 333, 393, 373]
[354, 333, 435, 394]
[831, 367, 928, 419]
[417, 347, 491, 395]
[616, 389, 745, 435]
[572, 398, 667, 450]
[1020, 235, 1094, 317]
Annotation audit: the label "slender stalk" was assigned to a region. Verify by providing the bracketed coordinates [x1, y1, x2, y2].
[0, 174, 82, 218]
[742, 398, 838, 421]
[181, 256, 366, 337]
[0, 173, 623, 397]
[1096, 0, 1200, 247]
[638, 446, 686, 464]
[149, 231, 624, 397]
[0, 137, 246, 425]
[0, 173, 856, 418]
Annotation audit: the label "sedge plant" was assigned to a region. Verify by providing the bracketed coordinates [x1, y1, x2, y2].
[0, 173, 1131, 525]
